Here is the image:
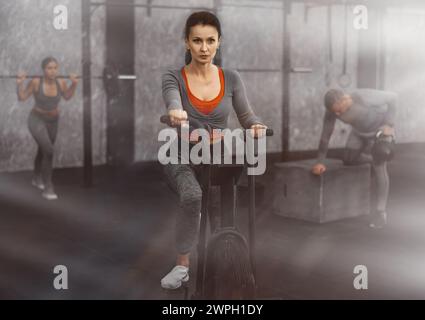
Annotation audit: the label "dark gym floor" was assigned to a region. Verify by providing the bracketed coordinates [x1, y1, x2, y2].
[1, 144, 425, 300]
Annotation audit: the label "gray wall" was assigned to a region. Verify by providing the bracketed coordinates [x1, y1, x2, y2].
[384, 7, 425, 143]
[220, 0, 283, 154]
[289, 3, 358, 151]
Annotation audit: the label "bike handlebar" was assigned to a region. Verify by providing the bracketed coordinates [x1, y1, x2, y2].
[160, 115, 274, 137]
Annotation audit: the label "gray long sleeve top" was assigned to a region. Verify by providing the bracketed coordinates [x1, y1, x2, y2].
[317, 89, 398, 162]
[162, 68, 263, 131]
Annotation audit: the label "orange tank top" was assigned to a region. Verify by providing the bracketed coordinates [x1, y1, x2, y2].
[181, 67, 225, 115]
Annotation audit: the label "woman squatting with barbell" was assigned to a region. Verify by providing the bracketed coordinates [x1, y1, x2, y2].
[16, 57, 79, 200]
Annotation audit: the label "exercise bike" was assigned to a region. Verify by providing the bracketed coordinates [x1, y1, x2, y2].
[160, 115, 273, 299]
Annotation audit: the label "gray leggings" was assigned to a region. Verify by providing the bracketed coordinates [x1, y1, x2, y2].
[164, 163, 203, 255]
[343, 130, 389, 213]
[28, 111, 58, 189]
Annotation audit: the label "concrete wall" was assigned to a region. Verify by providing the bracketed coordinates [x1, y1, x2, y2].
[289, 3, 358, 152]
[219, 0, 283, 154]
[384, 7, 425, 143]
[0, 0, 106, 172]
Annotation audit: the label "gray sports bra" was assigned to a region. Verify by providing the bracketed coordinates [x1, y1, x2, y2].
[34, 77, 62, 111]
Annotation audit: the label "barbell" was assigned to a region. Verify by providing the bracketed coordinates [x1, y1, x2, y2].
[0, 75, 136, 80]
[0, 65, 137, 97]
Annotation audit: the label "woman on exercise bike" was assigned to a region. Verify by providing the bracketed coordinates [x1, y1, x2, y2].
[160, 11, 267, 290]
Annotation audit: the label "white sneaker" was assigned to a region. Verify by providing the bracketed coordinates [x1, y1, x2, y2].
[32, 177, 45, 190]
[42, 189, 58, 200]
[161, 265, 189, 289]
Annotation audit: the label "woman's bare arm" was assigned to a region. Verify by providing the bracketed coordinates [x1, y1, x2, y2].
[17, 74, 36, 101]
[60, 74, 79, 101]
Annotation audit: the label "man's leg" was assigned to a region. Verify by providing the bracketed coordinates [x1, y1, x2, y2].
[343, 130, 369, 165]
[343, 130, 387, 228]
[369, 158, 389, 228]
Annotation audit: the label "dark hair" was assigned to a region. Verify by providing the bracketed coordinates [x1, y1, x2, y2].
[324, 89, 344, 111]
[41, 56, 58, 70]
[184, 11, 222, 66]
[184, 11, 222, 40]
